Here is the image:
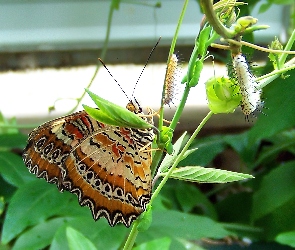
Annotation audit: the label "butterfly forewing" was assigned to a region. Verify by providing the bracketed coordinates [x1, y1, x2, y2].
[22, 110, 154, 227]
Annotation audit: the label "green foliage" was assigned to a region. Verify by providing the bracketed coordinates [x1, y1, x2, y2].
[164, 166, 253, 183]
[1, 1, 295, 250]
[84, 88, 153, 129]
[248, 75, 295, 144]
[66, 227, 97, 250]
[276, 231, 295, 248]
[137, 204, 153, 232]
[133, 237, 171, 250]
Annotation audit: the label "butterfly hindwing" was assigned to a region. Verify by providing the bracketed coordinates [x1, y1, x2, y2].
[22, 110, 154, 227]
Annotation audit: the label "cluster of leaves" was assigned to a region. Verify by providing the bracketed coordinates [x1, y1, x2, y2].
[1, 1, 295, 250]
[1, 71, 295, 249]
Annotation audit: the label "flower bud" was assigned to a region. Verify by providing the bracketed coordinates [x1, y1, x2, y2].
[234, 16, 258, 33]
[205, 76, 241, 114]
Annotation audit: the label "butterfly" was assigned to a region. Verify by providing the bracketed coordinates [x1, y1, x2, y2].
[22, 100, 155, 227]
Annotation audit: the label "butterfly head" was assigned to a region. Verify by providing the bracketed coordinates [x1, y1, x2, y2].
[126, 98, 142, 114]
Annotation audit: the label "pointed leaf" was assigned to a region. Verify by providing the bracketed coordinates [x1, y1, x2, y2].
[50, 217, 127, 250]
[175, 182, 217, 218]
[181, 148, 198, 161]
[180, 135, 226, 166]
[13, 218, 66, 250]
[159, 126, 173, 154]
[85, 89, 152, 129]
[163, 166, 253, 183]
[83, 105, 120, 127]
[275, 231, 295, 248]
[66, 227, 97, 250]
[137, 204, 153, 232]
[133, 237, 171, 250]
[248, 73, 295, 144]
[1, 180, 71, 244]
[0, 152, 35, 187]
[252, 161, 295, 221]
[0, 133, 27, 149]
[148, 210, 230, 239]
[157, 132, 187, 174]
[0, 111, 19, 134]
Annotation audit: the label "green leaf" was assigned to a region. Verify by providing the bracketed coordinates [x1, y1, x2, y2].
[84, 89, 152, 129]
[248, 72, 295, 144]
[223, 132, 260, 167]
[66, 227, 97, 250]
[198, 26, 211, 56]
[216, 192, 253, 224]
[188, 61, 203, 87]
[0, 175, 16, 201]
[268, 130, 295, 154]
[254, 135, 295, 168]
[0, 133, 27, 149]
[0, 197, 4, 216]
[83, 105, 120, 127]
[164, 166, 253, 183]
[159, 126, 173, 154]
[252, 161, 295, 221]
[157, 132, 187, 174]
[180, 135, 226, 166]
[137, 204, 153, 232]
[137, 210, 230, 241]
[134, 237, 171, 250]
[0, 111, 19, 135]
[258, 3, 271, 13]
[0, 152, 35, 187]
[13, 218, 66, 250]
[51, 217, 127, 250]
[275, 231, 295, 248]
[175, 182, 217, 219]
[1, 180, 72, 244]
[254, 196, 295, 240]
[181, 148, 198, 161]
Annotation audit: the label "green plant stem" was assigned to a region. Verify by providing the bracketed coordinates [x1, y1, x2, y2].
[124, 111, 214, 250]
[200, 0, 233, 39]
[150, 111, 214, 204]
[159, 0, 189, 131]
[151, 0, 189, 177]
[279, 29, 295, 66]
[123, 220, 139, 250]
[151, 147, 165, 177]
[224, 38, 295, 54]
[169, 83, 190, 131]
[151, 75, 191, 176]
[66, 1, 115, 115]
[257, 64, 295, 89]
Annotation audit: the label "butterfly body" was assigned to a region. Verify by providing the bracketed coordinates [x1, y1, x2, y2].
[23, 109, 154, 227]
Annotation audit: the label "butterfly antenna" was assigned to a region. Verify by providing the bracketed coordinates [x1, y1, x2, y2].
[98, 58, 130, 101]
[131, 37, 161, 98]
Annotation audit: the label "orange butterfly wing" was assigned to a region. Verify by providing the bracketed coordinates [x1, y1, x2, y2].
[22, 110, 154, 227]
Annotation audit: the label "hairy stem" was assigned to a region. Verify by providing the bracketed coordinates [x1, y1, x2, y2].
[159, 0, 189, 131]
